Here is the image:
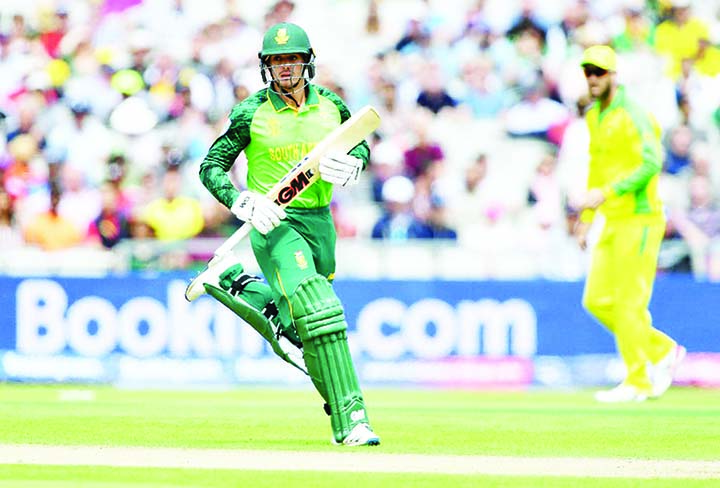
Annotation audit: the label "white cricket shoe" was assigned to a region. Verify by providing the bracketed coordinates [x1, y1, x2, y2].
[595, 384, 648, 403]
[651, 344, 686, 398]
[333, 423, 380, 446]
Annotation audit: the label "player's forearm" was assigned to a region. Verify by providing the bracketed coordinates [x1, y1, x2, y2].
[611, 155, 661, 197]
[199, 163, 240, 209]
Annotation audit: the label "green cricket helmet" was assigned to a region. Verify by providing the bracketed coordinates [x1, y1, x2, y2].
[259, 22, 313, 58]
[259, 22, 316, 84]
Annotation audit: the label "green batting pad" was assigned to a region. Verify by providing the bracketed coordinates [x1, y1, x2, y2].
[205, 283, 306, 375]
[218, 264, 271, 311]
[291, 276, 370, 442]
[291, 276, 347, 339]
[219, 264, 302, 347]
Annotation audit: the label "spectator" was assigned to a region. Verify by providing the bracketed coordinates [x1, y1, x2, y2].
[668, 175, 720, 279]
[653, 0, 710, 80]
[23, 183, 82, 251]
[5, 95, 46, 145]
[3, 133, 48, 225]
[415, 61, 458, 114]
[663, 125, 694, 175]
[38, 6, 70, 59]
[46, 99, 113, 186]
[368, 138, 404, 203]
[527, 151, 565, 232]
[265, 0, 297, 27]
[140, 166, 204, 241]
[506, 0, 547, 50]
[331, 198, 358, 239]
[402, 114, 445, 179]
[458, 55, 515, 118]
[612, 2, 652, 53]
[394, 15, 432, 54]
[3, 134, 43, 201]
[693, 36, 720, 77]
[57, 164, 102, 236]
[87, 181, 131, 249]
[503, 79, 571, 144]
[105, 153, 134, 217]
[448, 153, 509, 231]
[371, 175, 432, 240]
[426, 195, 457, 240]
[0, 188, 22, 249]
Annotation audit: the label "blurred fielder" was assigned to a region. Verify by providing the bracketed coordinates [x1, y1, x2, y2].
[574, 45, 686, 403]
[194, 22, 379, 445]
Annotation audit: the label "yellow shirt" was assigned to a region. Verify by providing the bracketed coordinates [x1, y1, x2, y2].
[23, 213, 83, 250]
[581, 86, 664, 224]
[142, 196, 204, 241]
[695, 45, 720, 77]
[654, 17, 710, 79]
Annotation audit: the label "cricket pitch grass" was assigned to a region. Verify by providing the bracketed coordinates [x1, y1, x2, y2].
[1, 384, 719, 487]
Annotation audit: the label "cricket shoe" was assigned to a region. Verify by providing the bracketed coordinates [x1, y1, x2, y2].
[651, 344, 686, 398]
[333, 423, 380, 446]
[594, 384, 648, 403]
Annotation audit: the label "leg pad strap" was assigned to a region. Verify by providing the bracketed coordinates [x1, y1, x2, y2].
[204, 265, 306, 374]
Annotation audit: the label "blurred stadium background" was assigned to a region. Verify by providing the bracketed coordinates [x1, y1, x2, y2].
[1, 0, 720, 390]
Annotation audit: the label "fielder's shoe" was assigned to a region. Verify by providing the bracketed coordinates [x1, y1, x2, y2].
[594, 384, 648, 403]
[651, 344, 687, 398]
[333, 423, 381, 446]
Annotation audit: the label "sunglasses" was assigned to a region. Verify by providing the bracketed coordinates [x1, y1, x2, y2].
[583, 66, 609, 78]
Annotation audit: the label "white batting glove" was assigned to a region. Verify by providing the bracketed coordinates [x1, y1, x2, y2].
[230, 190, 286, 235]
[319, 153, 363, 187]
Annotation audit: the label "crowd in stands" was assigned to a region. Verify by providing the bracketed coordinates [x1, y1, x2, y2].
[1, 0, 719, 279]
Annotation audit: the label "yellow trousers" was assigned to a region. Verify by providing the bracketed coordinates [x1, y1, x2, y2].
[582, 216, 676, 392]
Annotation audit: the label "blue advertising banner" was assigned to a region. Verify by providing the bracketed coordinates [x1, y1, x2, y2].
[0, 274, 717, 387]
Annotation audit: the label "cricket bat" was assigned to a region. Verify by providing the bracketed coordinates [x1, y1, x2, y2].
[185, 105, 381, 301]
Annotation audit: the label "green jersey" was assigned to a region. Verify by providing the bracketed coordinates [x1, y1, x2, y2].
[199, 84, 370, 210]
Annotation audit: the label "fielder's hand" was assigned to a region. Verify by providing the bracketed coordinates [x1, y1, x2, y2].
[231, 190, 286, 235]
[573, 221, 591, 250]
[319, 153, 363, 187]
[580, 188, 606, 210]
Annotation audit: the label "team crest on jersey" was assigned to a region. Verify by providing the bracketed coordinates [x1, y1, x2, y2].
[294, 250, 308, 270]
[274, 28, 289, 45]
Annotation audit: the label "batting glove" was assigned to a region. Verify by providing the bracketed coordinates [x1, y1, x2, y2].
[319, 153, 363, 187]
[231, 190, 286, 235]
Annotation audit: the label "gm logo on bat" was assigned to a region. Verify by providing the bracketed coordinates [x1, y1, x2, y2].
[274, 167, 315, 205]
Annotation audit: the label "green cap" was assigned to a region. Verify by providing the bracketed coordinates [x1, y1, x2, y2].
[259, 23, 313, 58]
[580, 45, 617, 71]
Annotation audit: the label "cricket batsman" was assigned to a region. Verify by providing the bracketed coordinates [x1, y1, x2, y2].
[193, 22, 379, 446]
[574, 45, 686, 403]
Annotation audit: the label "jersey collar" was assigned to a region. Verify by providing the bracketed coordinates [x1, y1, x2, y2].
[267, 84, 320, 112]
[593, 85, 626, 114]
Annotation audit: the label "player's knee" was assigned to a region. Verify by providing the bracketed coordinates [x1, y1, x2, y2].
[289, 275, 346, 340]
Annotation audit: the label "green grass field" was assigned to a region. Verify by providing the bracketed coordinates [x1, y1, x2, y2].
[1, 384, 719, 487]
